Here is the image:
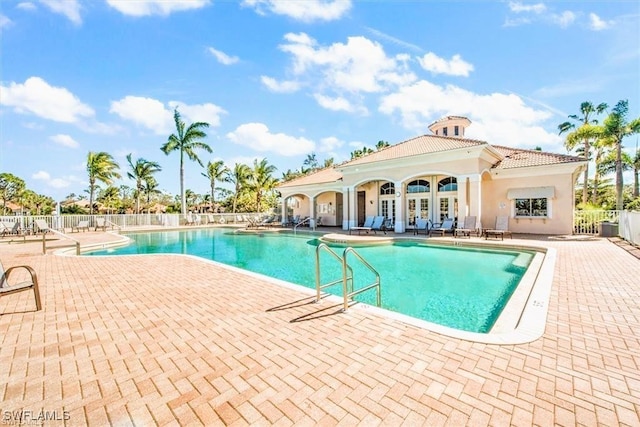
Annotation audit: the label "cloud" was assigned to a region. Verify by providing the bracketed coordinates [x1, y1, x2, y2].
[260, 76, 301, 93]
[508, 2, 546, 14]
[17, 2, 37, 11]
[32, 171, 51, 180]
[378, 80, 562, 150]
[0, 14, 12, 29]
[317, 136, 344, 153]
[226, 123, 315, 156]
[365, 27, 423, 53]
[589, 13, 612, 31]
[417, 52, 474, 77]
[0, 77, 94, 123]
[241, 0, 351, 22]
[40, 0, 82, 25]
[109, 97, 226, 135]
[33, 171, 75, 189]
[550, 11, 576, 28]
[106, 0, 210, 17]
[207, 47, 239, 65]
[50, 134, 79, 148]
[313, 94, 368, 114]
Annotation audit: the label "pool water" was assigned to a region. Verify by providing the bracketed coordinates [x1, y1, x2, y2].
[88, 229, 533, 333]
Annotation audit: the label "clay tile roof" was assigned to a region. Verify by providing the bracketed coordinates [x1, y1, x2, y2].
[277, 167, 343, 189]
[490, 145, 584, 169]
[343, 134, 487, 167]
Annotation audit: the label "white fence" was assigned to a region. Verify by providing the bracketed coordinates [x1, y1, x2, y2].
[573, 210, 620, 235]
[619, 211, 640, 246]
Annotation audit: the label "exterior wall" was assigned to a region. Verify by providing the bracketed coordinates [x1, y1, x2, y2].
[481, 172, 575, 235]
[314, 193, 338, 226]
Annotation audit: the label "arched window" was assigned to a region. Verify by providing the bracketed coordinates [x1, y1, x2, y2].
[438, 177, 457, 192]
[406, 179, 430, 193]
[380, 182, 395, 195]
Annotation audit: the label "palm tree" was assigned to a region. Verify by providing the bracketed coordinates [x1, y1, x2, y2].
[126, 154, 162, 214]
[631, 147, 640, 199]
[202, 160, 229, 212]
[86, 151, 121, 215]
[230, 163, 251, 213]
[98, 186, 121, 214]
[323, 157, 335, 168]
[600, 100, 640, 210]
[143, 177, 162, 210]
[161, 108, 212, 215]
[303, 153, 319, 170]
[249, 158, 277, 213]
[558, 101, 608, 205]
[375, 140, 390, 150]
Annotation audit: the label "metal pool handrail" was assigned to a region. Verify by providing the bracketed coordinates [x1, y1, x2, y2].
[342, 247, 381, 312]
[42, 229, 80, 255]
[315, 243, 353, 303]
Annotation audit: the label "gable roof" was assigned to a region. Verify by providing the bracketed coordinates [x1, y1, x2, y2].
[490, 145, 583, 169]
[278, 166, 342, 189]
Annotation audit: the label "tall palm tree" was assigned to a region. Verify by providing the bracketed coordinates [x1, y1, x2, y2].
[600, 100, 640, 210]
[161, 108, 212, 215]
[249, 158, 277, 213]
[230, 163, 251, 213]
[126, 154, 162, 214]
[143, 176, 162, 209]
[98, 186, 121, 214]
[631, 147, 640, 199]
[87, 151, 121, 215]
[202, 160, 230, 212]
[558, 101, 608, 205]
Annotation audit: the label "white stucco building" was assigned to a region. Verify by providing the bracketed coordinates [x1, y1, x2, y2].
[277, 116, 585, 235]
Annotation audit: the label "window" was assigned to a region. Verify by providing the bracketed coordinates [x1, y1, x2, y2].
[442, 127, 448, 136]
[406, 179, 430, 193]
[380, 182, 395, 195]
[454, 125, 459, 136]
[437, 177, 457, 192]
[515, 198, 548, 217]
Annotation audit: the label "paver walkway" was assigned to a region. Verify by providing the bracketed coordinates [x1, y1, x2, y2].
[1, 229, 639, 426]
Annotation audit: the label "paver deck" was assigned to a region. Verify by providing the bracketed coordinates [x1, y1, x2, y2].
[1, 228, 639, 426]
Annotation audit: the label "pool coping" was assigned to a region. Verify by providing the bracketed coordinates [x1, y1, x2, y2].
[57, 228, 555, 345]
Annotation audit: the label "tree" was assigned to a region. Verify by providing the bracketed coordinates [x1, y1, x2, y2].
[249, 158, 277, 213]
[143, 177, 162, 209]
[375, 140, 390, 150]
[323, 157, 335, 168]
[126, 153, 162, 214]
[161, 108, 212, 215]
[98, 186, 121, 214]
[631, 147, 640, 199]
[86, 152, 121, 215]
[303, 153, 319, 170]
[350, 146, 374, 159]
[230, 163, 251, 213]
[0, 173, 26, 214]
[558, 101, 608, 205]
[600, 100, 640, 210]
[202, 160, 229, 212]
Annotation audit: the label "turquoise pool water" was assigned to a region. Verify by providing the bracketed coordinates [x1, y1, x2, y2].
[88, 229, 533, 333]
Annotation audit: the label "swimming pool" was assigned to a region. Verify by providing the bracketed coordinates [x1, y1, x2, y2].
[87, 228, 536, 334]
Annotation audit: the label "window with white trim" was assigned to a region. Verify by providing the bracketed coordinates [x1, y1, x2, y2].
[515, 198, 548, 217]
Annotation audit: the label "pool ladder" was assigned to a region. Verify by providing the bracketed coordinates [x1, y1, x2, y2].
[315, 243, 381, 312]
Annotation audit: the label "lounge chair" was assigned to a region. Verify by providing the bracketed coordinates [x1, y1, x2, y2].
[1, 222, 21, 237]
[72, 220, 90, 232]
[257, 215, 275, 228]
[184, 213, 195, 226]
[484, 216, 513, 240]
[349, 215, 375, 235]
[430, 218, 455, 237]
[371, 216, 387, 234]
[95, 218, 108, 231]
[413, 218, 430, 236]
[34, 220, 50, 235]
[1, 258, 41, 312]
[454, 216, 478, 238]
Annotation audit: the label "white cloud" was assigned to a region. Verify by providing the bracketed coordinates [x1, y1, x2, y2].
[418, 52, 474, 77]
[508, 2, 546, 14]
[589, 13, 612, 31]
[17, 2, 37, 11]
[317, 136, 344, 153]
[207, 47, 239, 65]
[378, 80, 561, 150]
[110, 96, 226, 135]
[0, 77, 94, 123]
[0, 14, 12, 29]
[106, 0, 209, 17]
[313, 94, 367, 115]
[226, 123, 315, 156]
[365, 27, 423, 53]
[241, 0, 351, 22]
[110, 96, 173, 134]
[40, 0, 82, 25]
[550, 11, 576, 28]
[32, 171, 51, 180]
[261, 76, 301, 93]
[33, 171, 74, 189]
[50, 134, 79, 148]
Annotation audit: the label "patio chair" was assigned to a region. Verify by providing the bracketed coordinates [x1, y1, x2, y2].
[371, 216, 387, 234]
[1, 222, 21, 237]
[95, 218, 107, 231]
[257, 215, 275, 228]
[413, 218, 430, 236]
[349, 215, 375, 235]
[72, 220, 90, 232]
[454, 216, 478, 238]
[429, 218, 455, 237]
[1, 258, 41, 312]
[34, 220, 50, 235]
[484, 216, 513, 240]
[184, 213, 195, 226]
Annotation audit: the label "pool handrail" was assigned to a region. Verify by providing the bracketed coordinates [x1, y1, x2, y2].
[342, 247, 381, 312]
[315, 243, 353, 303]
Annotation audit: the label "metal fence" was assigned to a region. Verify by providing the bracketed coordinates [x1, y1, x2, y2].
[573, 210, 621, 235]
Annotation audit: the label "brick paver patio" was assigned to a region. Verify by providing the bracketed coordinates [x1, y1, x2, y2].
[1, 229, 639, 426]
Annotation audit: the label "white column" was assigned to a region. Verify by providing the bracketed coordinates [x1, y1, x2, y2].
[343, 186, 357, 230]
[468, 174, 482, 228]
[309, 195, 316, 230]
[281, 195, 288, 225]
[457, 175, 469, 221]
[394, 181, 405, 233]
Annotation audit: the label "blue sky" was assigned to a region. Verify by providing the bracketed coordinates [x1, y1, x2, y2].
[1, 0, 639, 201]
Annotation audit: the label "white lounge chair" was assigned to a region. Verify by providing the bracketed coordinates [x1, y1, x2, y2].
[350, 215, 375, 235]
[413, 218, 430, 236]
[484, 216, 513, 240]
[72, 220, 90, 232]
[454, 216, 478, 238]
[430, 218, 455, 237]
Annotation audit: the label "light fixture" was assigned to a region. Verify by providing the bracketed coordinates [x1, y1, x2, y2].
[395, 191, 401, 197]
[369, 200, 373, 204]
